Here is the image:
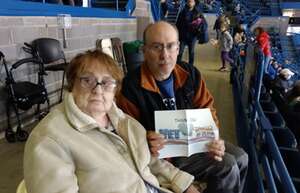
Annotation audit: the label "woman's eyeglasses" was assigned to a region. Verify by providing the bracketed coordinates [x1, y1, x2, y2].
[79, 76, 117, 92]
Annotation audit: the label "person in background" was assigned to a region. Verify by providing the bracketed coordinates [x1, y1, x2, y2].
[197, 13, 209, 44]
[117, 21, 248, 193]
[233, 24, 246, 45]
[218, 24, 234, 72]
[23, 50, 198, 193]
[213, 14, 230, 40]
[213, 14, 222, 40]
[254, 27, 272, 74]
[266, 59, 282, 79]
[176, 0, 202, 66]
[273, 68, 295, 94]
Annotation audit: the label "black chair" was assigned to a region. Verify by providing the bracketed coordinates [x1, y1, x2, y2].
[272, 127, 298, 149]
[0, 51, 50, 142]
[25, 38, 68, 102]
[125, 52, 144, 73]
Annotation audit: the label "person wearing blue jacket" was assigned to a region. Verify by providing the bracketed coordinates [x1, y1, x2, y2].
[176, 0, 202, 66]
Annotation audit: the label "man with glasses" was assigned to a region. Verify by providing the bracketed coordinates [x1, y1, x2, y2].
[117, 21, 248, 193]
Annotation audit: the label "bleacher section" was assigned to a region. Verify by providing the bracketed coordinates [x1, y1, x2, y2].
[267, 30, 300, 79]
[238, 0, 280, 16]
[231, 26, 300, 193]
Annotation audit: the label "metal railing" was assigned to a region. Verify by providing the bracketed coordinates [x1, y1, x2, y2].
[231, 31, 298, 193]
[149, 0, 160, 21]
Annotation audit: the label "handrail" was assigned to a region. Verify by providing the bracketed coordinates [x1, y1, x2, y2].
[125, 0, 135, 15]
[148, 0, 160, 21]
[253, 48, 297, 193]
[249, 140, 265, 193]
[265, 130, 297, 193]
[261, 154, 278, 193]
[231, 37, 298, 193]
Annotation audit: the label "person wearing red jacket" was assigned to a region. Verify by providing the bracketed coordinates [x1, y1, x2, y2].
[254, 27, 272, 73]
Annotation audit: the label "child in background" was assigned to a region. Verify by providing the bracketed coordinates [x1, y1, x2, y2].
[219, 24, 234, 72]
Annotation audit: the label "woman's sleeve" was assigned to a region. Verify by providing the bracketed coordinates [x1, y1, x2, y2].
[24, 135, 78, 193]
[149, 157, 194, 193]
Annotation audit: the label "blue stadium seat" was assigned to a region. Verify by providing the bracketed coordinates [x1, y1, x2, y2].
[264, 112, 286, 129]
[273, 128, 298, 149]
[260, 101, 278, 112]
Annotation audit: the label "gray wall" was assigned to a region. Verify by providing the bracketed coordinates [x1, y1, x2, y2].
[0, 16, 137, 133]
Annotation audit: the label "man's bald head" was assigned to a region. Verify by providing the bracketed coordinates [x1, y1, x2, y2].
[141, 21, 179, 81]
[143, 21, 179, 45]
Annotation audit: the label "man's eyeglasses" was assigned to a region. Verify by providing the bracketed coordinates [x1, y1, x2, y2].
[148, 42, 179, 53]
[79, 76, 117, 92]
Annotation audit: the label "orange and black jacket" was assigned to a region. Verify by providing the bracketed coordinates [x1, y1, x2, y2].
[117, 62, 219, 131]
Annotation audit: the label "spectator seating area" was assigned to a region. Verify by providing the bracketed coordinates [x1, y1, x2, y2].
[267, 29, 300, 80]
[231, 26, 300, 193]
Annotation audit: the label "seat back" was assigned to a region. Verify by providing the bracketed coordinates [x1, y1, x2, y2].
[96, 38, 114, 59]
[31, 38, 65, 64]
[111, 37, 127, 73]
[125, 52, 144, 73]
[29, 38, 67, 102]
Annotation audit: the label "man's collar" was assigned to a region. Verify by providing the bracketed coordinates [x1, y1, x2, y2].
[140, 63, 188, 93]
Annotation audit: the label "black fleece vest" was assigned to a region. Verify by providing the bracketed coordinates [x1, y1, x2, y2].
[121, 62, 201, 131]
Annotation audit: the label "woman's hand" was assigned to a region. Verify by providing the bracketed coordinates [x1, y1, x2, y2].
[184, 184, 201, 193]
[147, 131, 166, 157]
[206, 139, 225, 161]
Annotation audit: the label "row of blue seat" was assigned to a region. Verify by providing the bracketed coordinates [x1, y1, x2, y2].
[231, 32, 298, 192]
[269, 32, 300, 79]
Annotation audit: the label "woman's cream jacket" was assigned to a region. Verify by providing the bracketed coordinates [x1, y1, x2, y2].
[24, 92, 194, 193]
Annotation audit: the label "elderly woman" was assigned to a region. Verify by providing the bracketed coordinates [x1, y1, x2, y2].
[23, 50, 198, 193]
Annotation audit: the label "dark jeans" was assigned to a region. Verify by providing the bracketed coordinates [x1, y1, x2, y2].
[172, 142, 248, 193]
[177, 38, 197, 66]
[221, 51, 234, 68]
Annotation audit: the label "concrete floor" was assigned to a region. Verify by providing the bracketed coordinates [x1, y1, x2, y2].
[0, 43, 236, 193]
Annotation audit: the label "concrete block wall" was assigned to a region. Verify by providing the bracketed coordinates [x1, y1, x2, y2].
[0, 16, 137, 133]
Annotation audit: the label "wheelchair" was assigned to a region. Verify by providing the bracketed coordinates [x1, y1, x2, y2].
[0, 51, 50, 143]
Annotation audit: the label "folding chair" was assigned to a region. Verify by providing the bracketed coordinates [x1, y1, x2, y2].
[111, 37, 127, 73]
[25, 38, 68, 103]
[96, 38, 127, 74]
[0, 51, 50, 142]
[96, 38, 114, 58]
